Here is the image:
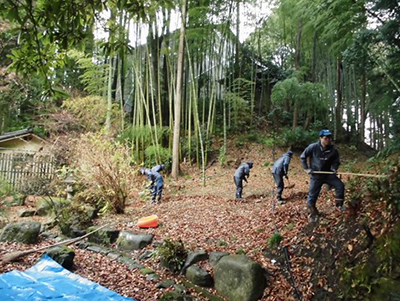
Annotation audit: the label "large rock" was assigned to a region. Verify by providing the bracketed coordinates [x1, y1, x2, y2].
[214, 255, 267, 301]
[36, 197, 68, 216]
[88, 227, 119, 246]
[181, 249, 208, 273]
[116, 231, 154, 251]
[0, 221, 41, 244]
[209, 251, 229, 267]
[185, 266, 213, 287]
[44, 246, 75, 270]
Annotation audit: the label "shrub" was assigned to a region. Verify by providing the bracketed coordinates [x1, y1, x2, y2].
[279, 127, 318, 149]
[62, 96, 120, 133]
[57, 201, 94, 236]
[19, 176, 54, 196]
[0, 178, 13, 198]
[70, 133, 137, 214]
[144, 145, 172, 171]
[156, 238, 188, 273]
[268, 233, 283, 249]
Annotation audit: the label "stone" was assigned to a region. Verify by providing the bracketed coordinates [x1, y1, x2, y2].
[107, 252, 122, 260]
[116, 231, 153, 251]
[140, 267, 155, 275]
[147, 273, 160, 281]
[44, 246, 75, 270]
[88, 227, 119, 246]
[185, 265, 213, 288]
[156, 279, 175, 289]
[139, 249, 155, 261]
[209, 251, 229, 267]
[18, 209, 35, 217]
[87, 245, 103, 253]
[36, 197, 68, 216]
[214, 255, 267, 301]
[0, 221, 41, 244]
[181, 249, 208, 273]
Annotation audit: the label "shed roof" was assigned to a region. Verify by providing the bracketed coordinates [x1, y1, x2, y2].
[0, 128, 47, 143]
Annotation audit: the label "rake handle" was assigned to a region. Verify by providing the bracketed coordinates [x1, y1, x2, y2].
[311, 171, 387, 178]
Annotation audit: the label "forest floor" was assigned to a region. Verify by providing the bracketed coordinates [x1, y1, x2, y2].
[0, 141, 383, 300]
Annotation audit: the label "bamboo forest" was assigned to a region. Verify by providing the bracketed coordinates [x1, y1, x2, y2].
[0, 0, 400, 300]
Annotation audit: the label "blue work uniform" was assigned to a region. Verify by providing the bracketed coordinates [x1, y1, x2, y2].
[272, 153, 292, 199]
[233, 161, 253, 199]
[141, 166, 164, 204]
[300, 141, 345, 208]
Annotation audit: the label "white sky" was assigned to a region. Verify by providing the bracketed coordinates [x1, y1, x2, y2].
[94, 1, 272, 44]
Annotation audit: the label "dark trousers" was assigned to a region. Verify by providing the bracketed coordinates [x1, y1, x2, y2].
[272, 173, 284, 198]
[307, 175, 345, 207]
[234, 176, 243, 199]
[150, 181, 163, 203]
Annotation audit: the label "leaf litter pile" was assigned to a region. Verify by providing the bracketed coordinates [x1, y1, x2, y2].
[0, 147, 387, 300]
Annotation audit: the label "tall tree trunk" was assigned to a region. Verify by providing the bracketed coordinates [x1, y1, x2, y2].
[171, 0, 187, 179]
[295, 20, 303, 71]
[235, 0, 240, 78]
[335, 56, 343, 139]
[360, 70, 367, 143]
[106, 56, 114, 132]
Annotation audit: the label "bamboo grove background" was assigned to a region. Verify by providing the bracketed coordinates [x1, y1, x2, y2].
[0, 0, 399, 173]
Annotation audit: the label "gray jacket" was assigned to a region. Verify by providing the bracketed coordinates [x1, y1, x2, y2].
[234, 163, 251, 180]
[272, 154, 291, 176]
[300, 141, 340, 172]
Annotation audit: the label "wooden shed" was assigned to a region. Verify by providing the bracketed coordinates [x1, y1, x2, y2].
[0, 128, 55, 191]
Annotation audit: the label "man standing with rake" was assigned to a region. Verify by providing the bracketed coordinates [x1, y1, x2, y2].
[300, 129, 345, 223]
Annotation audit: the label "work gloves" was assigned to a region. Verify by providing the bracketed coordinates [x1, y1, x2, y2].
[305, 169, 313, 175]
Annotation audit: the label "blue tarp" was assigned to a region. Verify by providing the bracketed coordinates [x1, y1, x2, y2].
[0, 255, 134, 300]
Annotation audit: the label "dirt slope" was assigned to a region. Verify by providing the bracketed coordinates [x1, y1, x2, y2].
[0, 142, 377, 300]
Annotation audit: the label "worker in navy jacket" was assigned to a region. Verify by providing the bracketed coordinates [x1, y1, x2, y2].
[272, 150, 293, 204]
[140, 164, 165, 204]
[234, 161, 253, 199]
[300, 130, 345, 222]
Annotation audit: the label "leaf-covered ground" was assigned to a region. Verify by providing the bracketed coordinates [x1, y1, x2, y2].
[0, 144, 384, 300]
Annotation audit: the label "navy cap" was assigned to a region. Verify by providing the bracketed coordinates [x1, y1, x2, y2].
[287, 151, 293, 156]
[247, 161, 254, 168]
[319, 129, 333, 137]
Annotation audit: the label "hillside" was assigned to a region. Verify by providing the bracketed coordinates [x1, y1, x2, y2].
[0, 141, 398, 300]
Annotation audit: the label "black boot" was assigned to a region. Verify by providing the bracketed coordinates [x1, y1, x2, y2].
[307, 205, 319, 222]
[277, 196, 286, 204]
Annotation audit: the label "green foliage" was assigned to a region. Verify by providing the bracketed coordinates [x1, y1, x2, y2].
[217, 240, 228, 247]
[62, 96, 114, 132]
[71, 133, 136, 214]
[57, 201, 94, 237]
[156, 238, 188, 273]
[278, 127, 318, 149]
[341, 158, 400, 299]
[268, 233, 283, 249]
[0, 178, 13, 198]
[144, 145, 172, 171]
[224, 78, 255, 130]
[236, 248, 246, 255]
[119, 125, 171, 164]
[70, 50, 108, 96]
